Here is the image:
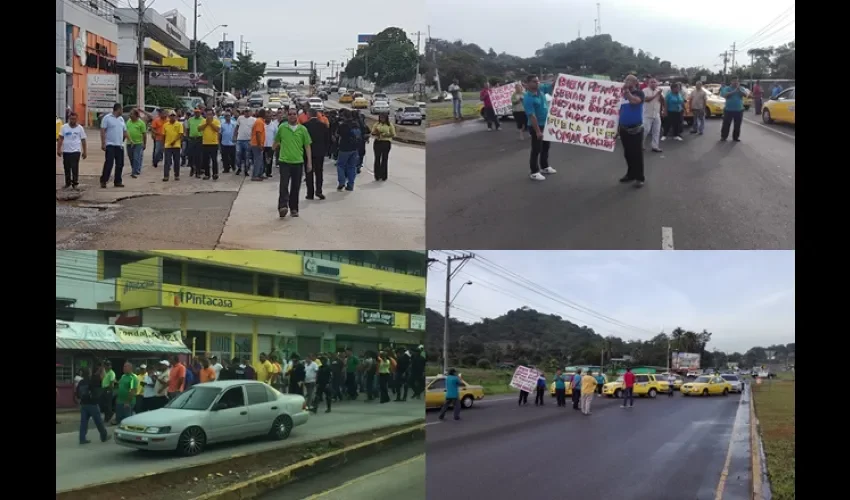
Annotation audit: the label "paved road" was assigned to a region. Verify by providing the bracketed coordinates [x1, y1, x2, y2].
[258, 443, 425, 500]
[56, 398, 423, 493]
[426, 110, 795, 250]
[426, 390, 752, 500]
[323, 92, 425, 132]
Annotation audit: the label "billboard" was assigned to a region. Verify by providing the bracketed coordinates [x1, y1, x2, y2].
[672, 352, 701, 371]
[357, 34, 375, 45]
[86, 74, 119, 113]
[218, 40, 235, 62]
[149, 71, 203, 88]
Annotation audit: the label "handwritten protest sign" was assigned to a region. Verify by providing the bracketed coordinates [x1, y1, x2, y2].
[489, 82, 518, 116]
[510, 365, 541, 393]
[543, 74, 622, 152]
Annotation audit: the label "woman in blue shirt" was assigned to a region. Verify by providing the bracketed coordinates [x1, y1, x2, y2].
[554, 370, 567, 407]
[438, 368, 464, 421]
[662, 83, 685, 141]
[534, 372, 547, 406]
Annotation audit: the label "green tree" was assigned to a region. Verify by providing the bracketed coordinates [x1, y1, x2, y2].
[190, 42, 266, 91]
[343, 27, 418, 86]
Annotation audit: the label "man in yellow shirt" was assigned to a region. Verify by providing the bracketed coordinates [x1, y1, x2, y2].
[255, 353, 275, 384]
[162, 112, 184, 181]
[198, 109, 221, 180]
[581, 370, 598, 415]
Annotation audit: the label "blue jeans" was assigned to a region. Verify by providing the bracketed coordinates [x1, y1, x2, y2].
[251, 146, 265, 178]
[152, 140, 164, 166]
[439, 397, 462, 420]
[336, 150, 359, 189]
[236, 140, 251, 169]
[115, 402, 133, 425]
[79, 403, 108, 443]
[622, 387, 634, 407]
[452, 99, 462, 119]
[127, 143, 144, 175]
[691, 109, 706, 134]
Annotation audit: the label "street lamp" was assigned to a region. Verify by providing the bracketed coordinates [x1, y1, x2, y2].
[192, 23, 228, 75]
[443, 280, 473, 374]
[450, 281, 472, 306]
[199, 24, 228, 43]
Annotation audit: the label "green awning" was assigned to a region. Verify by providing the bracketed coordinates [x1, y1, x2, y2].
[56, 337, 190, 354]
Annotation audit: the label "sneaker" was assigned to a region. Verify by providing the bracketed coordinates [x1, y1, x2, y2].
[130, 174, 138, 179]
[278, 207, 288, 218]
[652, 148, 663, 153]
[674, 136, 683, 141]
[540, 167, 557, 174]
[113, 183, 124, 188]
[337, 185, 344, 191]
[618, 176, 633, 183]
[291, 210, 299, 217]
[212, 175, 219, 181]
[529, 172, 546, 181]
[345, 186, 354, 191]
[100, 182, 107, 188]
[162, 177, 169, 182]
[635, 181, 645, 188]
[661, 136, 667, 142]
[203, 175, 211, 180]
[621, 405, 626, 408]
[317, 194, 326, 200]
[175, 176, 180, 181]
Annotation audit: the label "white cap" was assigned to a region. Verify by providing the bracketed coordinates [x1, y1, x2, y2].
[159, 360, 170, 367]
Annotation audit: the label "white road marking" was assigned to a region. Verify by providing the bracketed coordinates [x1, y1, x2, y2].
[662, 227, 675, 250]
[742, 117, 796, 140]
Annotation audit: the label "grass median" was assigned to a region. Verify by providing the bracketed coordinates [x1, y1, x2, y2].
[426, 366, 514, 395]
[752, 379, 795, 500]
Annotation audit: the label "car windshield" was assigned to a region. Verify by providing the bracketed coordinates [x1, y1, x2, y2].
[721, 375, 739, 382]
[164, 386, 221, 410]
[309, 98, 321, 102]
[404, 107, 420, 113]
[694, 376, 712, 383]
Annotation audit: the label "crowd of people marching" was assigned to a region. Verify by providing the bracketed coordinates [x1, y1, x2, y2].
[56, 98, 397, 219]
[70, 346, 426, 445]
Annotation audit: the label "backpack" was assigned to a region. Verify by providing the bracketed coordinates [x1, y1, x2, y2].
[76, 378, 94, 402]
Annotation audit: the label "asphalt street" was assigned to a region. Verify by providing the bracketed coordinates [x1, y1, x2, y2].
[56, 397, 423, 493]
[425, 390, 751, 500]
[258, 443, 425, 500]
[426, 110, 795, 250]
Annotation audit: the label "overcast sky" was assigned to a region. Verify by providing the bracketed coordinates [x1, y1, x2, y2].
[427, 251, 794, 353]
[145, 0, 425, 66]
[427, 0, 795, 69]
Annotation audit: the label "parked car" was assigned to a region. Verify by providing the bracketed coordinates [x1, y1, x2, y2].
[602, 374, 669, 398]
[113, 380, 309, 456]
[680, 376, 732, 397]
[394, 106, 423, 125]
[762, 87, 795, 125]
[719, 374, 743, 393]
[425, 375, 484, 410]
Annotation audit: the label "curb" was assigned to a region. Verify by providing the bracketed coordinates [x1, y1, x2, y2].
[192, 423, 424, 500]
[749, 387, 765, 499]
[394, 136, 426, 146]
[56, 422, 423, 500]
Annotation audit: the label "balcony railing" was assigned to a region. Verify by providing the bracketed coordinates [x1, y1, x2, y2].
[69, 0, 118, 22]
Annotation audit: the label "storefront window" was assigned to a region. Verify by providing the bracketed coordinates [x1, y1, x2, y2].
[234, 335, 253, 363]
[210, 333, 233, 362]
[56, 353, 74, 383]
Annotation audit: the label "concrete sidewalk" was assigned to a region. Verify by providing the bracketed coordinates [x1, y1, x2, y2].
[56, 398, 423, 492]
[55, 129, 243, 204]
[218, 143, 425, 249]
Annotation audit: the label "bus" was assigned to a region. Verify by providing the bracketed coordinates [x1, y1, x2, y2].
[267, 78, 283, 94]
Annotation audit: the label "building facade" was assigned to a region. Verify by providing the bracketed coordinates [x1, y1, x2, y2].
[114, 7, 190, 69]
[56, 250, 427, 367]
[55, 0, 120, 121]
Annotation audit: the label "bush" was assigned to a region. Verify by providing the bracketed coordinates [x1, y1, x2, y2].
[460, 354, 479, 367]
[476, 358, 492, 369]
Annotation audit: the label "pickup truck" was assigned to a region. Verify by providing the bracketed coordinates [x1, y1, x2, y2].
[394, 106, 422, 126]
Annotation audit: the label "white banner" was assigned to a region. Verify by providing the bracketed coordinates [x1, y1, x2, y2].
[543, 74, 622, 152]
[672, 352, 701, 370]
[87, 74, 119, 114]
[489, 82, 517, 116]
[509, 365, 540, 393]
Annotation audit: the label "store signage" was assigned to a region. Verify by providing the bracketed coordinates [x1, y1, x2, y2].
[149, 71, 203, 88]
[87, 74, 119, 113]
[114, 326, 184, 347]
[409, 314, 425, 331]
[172, 289, 233, 308]
[166, 22, 183, 42]
[303, 257, 341, 280]
[359, 309, 395, 326]
[75, 29, 87, 65]
[123, 280, 155, 294]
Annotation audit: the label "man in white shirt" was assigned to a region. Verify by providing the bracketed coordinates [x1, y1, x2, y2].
[56, 111, 87, 189]
[141, 365, 158, 412]
[641, 78, 664, 153]
[210, 356, 223, 381]
[150, 360, 170, 411]
[235, 109, 256, 176]
[447, 80, 462, 120]
[304, 355, 319, 408]
[99, 103, 129, 188]
[263, 112, 279, 178]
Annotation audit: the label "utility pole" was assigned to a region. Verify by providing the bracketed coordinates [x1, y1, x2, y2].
[596, 2, 602, 34]
[443, 253, 474, 374]
[191, 0, 198, 75]
[721, 50, 729, 79]
[239, 35, 244, 55]
[221, 32, 228, 92]
[730, 42, 738, 72]
[136, 0, 146, 109]
[411, 30, 424, 92]
[428, 25, 442, 94]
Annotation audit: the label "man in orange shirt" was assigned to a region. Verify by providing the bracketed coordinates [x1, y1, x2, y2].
[250, 109, 266, 181]
[150, 109, 166, 168]
[199, 358, 216, 383]
[167, 356, 186, 399]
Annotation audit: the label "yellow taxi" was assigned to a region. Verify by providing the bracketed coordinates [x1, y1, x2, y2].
[352, 97, 369, 109]
[680, 375, 732, 397]
[339, 92, 354, 104]
[425, 375, 485, 410]
[762, 87, 795, 125]
[548, 372, 607, 397]
[602, 373, 670, 399]
[682, 88, 728, 125]
[269, 96, 280, 103]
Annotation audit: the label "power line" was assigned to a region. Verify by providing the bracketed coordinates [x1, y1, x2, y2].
[736, 6, 794, 49]
[740, 20, 795, 51]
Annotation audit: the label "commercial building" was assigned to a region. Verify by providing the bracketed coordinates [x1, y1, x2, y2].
[55, 0, 120, 121]
[114, 7, 191, 91]
[56, 250, 427, 373]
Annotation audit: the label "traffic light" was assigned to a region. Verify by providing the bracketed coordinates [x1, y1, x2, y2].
[276, 60, 279, 67]
[294, 60, 297, 67]
[327, 61, 330, 67]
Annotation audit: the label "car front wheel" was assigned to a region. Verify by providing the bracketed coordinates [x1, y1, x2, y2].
[648, 389, 657, 398]
[176, 426, 206, 456]
[461, 395, 474, 409]
[762, 109, 773, 124]
[722, 388, 729, 396]
[270, 414, 294, 440]
[702, 389, 710, 397]
[613, 389, 621, 398]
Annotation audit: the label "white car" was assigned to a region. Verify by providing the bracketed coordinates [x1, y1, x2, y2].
[371, 92, 389, 105]
[416, 101, 427, 119]
[371, 100, 391, 115]
[280, 98, 292, 108]
[720, 374, 743, 393]
[338, 87, 348, 95]
[394, 106, 423, 125]
[686, 370, 700, 378]
[114, 380, 308, 456]
[308, 97, 325, 111]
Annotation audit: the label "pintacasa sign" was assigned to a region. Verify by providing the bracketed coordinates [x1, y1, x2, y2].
[124, 280, 155, 294]
[173, 289, 234, 308]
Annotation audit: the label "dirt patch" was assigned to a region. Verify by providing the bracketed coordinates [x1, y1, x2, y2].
[57, 422, 421, 500]
[752, 380, 795, 500]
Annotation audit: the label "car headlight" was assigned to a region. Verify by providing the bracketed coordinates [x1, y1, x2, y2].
[145, 426, 171, 434]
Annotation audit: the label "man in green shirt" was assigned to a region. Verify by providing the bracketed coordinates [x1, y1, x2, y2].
[184, 108, 205, 177]
[344, 347, 359, 400]
[273, 108, 312, 218]
[115, 362, 138, 425]
[101, 360, 116, 424]
[125, 109, 147, 178]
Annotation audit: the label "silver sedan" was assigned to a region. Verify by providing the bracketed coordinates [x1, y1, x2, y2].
[114, 380, 309, 456]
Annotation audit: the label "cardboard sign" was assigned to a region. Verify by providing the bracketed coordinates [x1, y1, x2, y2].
[543, 74, 622, 152]
[489, 82, 518, 116]
[510, 365, 541, 393]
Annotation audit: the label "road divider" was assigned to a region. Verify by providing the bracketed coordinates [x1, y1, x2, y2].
[56, 421, 424, 500]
